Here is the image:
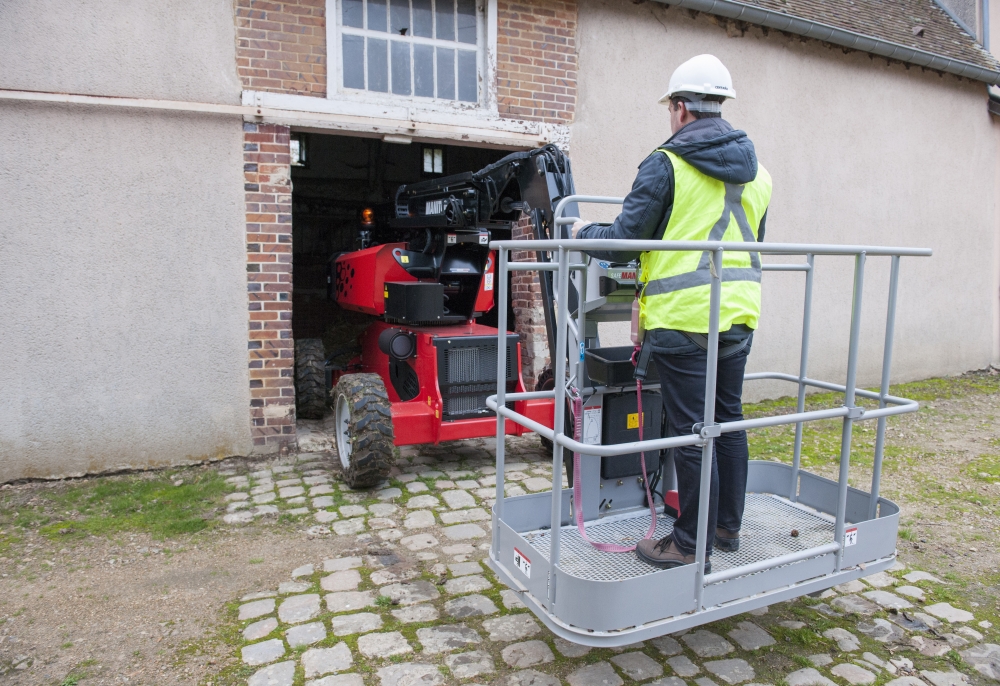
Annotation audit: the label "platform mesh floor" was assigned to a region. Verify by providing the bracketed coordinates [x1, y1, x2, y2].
[521, 493, 836, 581]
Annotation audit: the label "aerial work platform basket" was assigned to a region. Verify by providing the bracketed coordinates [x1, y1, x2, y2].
[485, 194, 932, 646]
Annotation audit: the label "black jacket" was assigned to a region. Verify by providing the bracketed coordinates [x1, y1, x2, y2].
[577, 118, 767, 263]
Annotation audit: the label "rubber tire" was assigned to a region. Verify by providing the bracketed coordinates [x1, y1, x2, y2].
[333, 373, 395, 489]
[295, 338, 328, 420]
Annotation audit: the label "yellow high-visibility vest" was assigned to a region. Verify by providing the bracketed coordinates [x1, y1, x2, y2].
[639, 149, 772, 333]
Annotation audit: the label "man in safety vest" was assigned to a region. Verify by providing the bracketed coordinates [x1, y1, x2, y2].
[574, 54, 771, 572]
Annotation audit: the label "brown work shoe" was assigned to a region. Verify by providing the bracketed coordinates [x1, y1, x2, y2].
[636, 535, 711, 573]
[714, 527, 740, 553]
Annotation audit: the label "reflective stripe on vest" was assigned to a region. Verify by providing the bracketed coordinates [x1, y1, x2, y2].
[640, 149, 772, 333]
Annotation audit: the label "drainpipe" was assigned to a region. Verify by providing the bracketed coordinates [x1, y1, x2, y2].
[653, 0, 1000, 85]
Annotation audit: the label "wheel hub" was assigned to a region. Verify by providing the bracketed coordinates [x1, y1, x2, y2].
[335, 394, 352, 470]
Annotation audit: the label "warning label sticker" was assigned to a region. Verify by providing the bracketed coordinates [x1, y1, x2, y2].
[484, 273, 494, 291]
[583, 407, 602, 445]
[627, 412, 645, 430]
[844, 527, 858, 547]
[514, 547, 531, 578]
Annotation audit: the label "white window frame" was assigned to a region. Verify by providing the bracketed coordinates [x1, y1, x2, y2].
[326, 0, 498, 117]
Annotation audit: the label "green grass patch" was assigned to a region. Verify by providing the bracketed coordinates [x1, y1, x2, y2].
[17, 470, 231, 541]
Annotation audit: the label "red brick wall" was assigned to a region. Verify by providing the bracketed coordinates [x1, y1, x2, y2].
[236, 0, 327, 96]
[244, 122, 296, 452]
[496, 0, 578, 123]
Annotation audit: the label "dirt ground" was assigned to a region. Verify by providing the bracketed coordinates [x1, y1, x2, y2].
[4, 371, 1000, 685]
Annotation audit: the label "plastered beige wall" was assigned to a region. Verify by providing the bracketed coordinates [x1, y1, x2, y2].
[573, 0, 997, 399]
[0, 0, 250, 481]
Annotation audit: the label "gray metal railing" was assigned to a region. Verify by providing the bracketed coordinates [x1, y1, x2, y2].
[488, 194, 931, 611]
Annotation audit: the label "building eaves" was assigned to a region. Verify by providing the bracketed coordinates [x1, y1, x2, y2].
[654, 0, 1000, 85]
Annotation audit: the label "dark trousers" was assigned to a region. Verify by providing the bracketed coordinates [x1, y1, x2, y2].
[647, 328, 752, 557]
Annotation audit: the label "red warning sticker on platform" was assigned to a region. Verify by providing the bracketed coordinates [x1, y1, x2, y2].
[514, 547, 531, 578]
[844, 527, 858, 547]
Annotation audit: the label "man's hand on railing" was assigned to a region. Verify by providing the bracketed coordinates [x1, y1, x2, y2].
[571, 220, 588, 238]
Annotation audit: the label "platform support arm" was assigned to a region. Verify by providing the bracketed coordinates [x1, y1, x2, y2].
[789, 254, 815, 502]
[548, 245, 571, 605]
[695, 249, 723, 610]
[493, 248, 510, 557]
[835, 252, 866, 571]
[869, 255, 900, 520]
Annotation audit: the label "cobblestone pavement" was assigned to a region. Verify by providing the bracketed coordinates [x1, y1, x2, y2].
[209, 432, 1000, 686]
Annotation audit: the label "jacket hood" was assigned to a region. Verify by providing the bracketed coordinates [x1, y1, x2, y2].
[662, 118, 758, 185]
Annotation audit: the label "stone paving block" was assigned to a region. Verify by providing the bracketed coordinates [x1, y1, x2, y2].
[960, 643, 1000, 680]
[340, 505, 367, 517]
[885, 679, 929, 686]
[369, 503, 398, 517]
[913, 612, 944, 629]
[442, 490, 477, 508]
[333, 518, 366, 535]
[310, 485, 335, 496]
[444, 575, 492, 594]
[668, 655, 701, 677]
[862, 571, 896, 588]
[903, 571, 945, 584]
[368, 517, 397, 529]
[925, 603, 976, 623]
[555, 637, 591, 658]
[435, 480, 457, 490]
[383, 580, 441, 605]
[506, 669, 561, 686]
[648, 635, 682, 656]
[831, 664, 875, 685]
[244, 617, 279, 641]
[695, 678, 720, 686]
[307, 674, 365, 686]
[370, 569, 418, 585]
[253, 493, 277, 504]
[417, 624, 482, 653]
[909, 636, 951, 657]
[400, 533, 438, 551]
[483, 614, 541, 642]
[522, 477, 552, 492]
[647, 679, 688, 686]
[239, 599, 276, 621]
[287, 507, 310, 516]
[895, 585, 925, 600]
[406, 495, 440, 509]
[863, 591, 912, 610]
[861, 652, 888, 670]
[315, 511, 339, 524]
[251, 485, 275, 496]
[834, 580, 867, 594]
[502, 640, 555, 668]
[506, 485, 527, 496]
[683, 630, 735, 657]
[223, 510, 253, 523]
[442, 544, 476, 555]
[475, 488, 495, 499]
[728, 622, 775, 651]
[808, 655, 833, 667]
[330, 612, 383, 636]
[377, 488, 403, 500]
[500, 589, 527, 610]
[278, 594, 321, 624]
[248, 660, 296, 686]
[705, 659, 755, 684]
[955, 626, 984, 642]
[407, 482, 429, 493]
[440, 508, 490, 524]
[292, 564, 314, 578]
[443, 523, 487, 540]
[226, 492, 250, 502]
[255, 505, 280, 517]
[404, 510, 436, 529]
[567, 661, 623, 686]
[302, 643, 354, 679]
[358, 631, 413, 658]
[920, 671, 970, 686]
[857, 618, 905, 643]
[445, 594, 499, 618]
[784, 668, 837, 686]
[455, 480, 480, 489]
[279, 581, 311, 594]
[445, 650, 496, 678]
[324, 557, 363, 572]
[823, 628, 860, 651]
[287, 621, 327, 648]
[449, 561, 483, 576]
[377, 663, 445, 686]
[279, 486, 305, 498]
[831, 595, 878, 615]
[378, 529, 403, 541]
[392, 604, 439, 623]
[321, 570, 362, 592]
[242, 638, 286, 666]
[780, 621, 807, 630]
[303, 475, 331, 485]
[612, 651, 664, 680]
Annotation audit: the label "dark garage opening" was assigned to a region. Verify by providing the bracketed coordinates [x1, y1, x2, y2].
[290, 132, 513, 420]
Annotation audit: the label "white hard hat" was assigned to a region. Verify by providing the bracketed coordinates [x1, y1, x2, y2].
[659, 54, 736, 110]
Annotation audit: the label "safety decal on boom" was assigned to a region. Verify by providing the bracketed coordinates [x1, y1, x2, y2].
[484, 273, 494, 291]
[844, 527, 858, 547]
[514, 547, 531, 578]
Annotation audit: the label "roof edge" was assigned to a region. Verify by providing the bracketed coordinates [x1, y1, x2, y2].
[653, 0, 1000, 86]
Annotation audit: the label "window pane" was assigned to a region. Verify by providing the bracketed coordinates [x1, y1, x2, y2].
[343, 0, 364, 28]
[414, 44, 434, 97]
[456, 0, 476, 43]
[342, 34, 365, 89]
[367, 37, 389, 92]
[412, 0, 432, 37]
[390, 0, 409, 34]
[368, 0, 388, 31]
[457, 49, 477, 102]
[391, 41, 411, 95]
[436, 47, 455, 99]
[435, 0, 455, 40]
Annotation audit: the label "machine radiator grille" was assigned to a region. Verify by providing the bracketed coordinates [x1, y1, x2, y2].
[434, 335, 519, 421]
[443, 345, 506, 384]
